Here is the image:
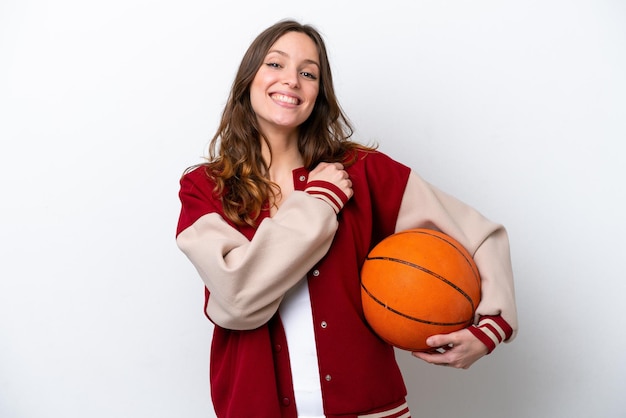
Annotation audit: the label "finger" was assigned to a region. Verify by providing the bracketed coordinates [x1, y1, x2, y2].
[412, 351, 451, 367]
[425, 334, 455, 349]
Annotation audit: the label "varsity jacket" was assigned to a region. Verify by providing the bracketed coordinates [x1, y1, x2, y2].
[176, 150, 517, 417]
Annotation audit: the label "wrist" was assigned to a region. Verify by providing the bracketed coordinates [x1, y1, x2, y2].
[468, 315, 513, 354]
[305, 180, 349, 214]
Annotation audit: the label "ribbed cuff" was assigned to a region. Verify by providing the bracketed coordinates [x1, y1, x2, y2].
[468, 315, 514, 354]
[305, 180, 349, 214]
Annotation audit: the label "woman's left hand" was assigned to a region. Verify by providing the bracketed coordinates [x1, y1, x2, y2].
[411, 328, 488, 369]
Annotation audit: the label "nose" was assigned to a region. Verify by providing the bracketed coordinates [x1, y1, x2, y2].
[283, 69, 299, 88]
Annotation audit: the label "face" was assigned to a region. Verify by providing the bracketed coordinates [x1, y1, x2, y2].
[250, 31, 320, 137]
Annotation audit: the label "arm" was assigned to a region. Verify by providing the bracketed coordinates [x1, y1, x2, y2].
[176, 163, 351, 331]
[394, 171, 518, 366]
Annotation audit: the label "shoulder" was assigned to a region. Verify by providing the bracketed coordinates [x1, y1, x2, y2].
[179, 164, 219, 196]
[347, 149, 411, 177]
[181, 163, 213, 184]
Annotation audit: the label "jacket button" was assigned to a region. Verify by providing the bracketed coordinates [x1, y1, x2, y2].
[325, 374, 332, 381]
[320, 321, 327, 329]
[282, 397, 291, 406]
[274, 344, 282, 352]
[312, 269, 320, 277]
[299, 175, 306, 181]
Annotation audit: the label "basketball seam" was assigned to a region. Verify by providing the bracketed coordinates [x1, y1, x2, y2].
[365, 256, 476, 313]
[400, 229, 481, 288]
[360, 281, 472, 326]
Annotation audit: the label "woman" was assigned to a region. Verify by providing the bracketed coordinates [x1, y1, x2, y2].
[176, 19, 517, 418]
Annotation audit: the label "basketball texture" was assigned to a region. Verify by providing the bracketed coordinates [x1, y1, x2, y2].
[360, 228, 481, 351]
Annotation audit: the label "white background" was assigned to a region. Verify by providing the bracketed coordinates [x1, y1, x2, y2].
[1, 1, 625, 417]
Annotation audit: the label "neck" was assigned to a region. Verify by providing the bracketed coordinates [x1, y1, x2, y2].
[261, 132, 303, 181]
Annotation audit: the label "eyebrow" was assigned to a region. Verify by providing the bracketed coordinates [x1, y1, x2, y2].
[267, 49, 320, 69]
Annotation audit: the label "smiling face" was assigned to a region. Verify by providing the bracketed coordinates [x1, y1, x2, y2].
[249, 31, 321, 138]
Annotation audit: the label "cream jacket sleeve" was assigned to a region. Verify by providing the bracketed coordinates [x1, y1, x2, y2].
[176, 191, 339, 330]
[395, 171, 518, 340]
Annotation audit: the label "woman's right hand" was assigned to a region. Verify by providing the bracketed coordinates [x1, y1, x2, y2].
[308, 162, 353, 200]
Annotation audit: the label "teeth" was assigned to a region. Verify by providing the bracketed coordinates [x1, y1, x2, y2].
[272, 94, 299, 105]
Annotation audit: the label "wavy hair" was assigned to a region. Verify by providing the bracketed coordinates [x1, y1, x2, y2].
[200, 19, 373, 226]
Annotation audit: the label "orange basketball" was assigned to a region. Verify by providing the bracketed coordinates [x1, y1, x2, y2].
[360, 228, 481, 351]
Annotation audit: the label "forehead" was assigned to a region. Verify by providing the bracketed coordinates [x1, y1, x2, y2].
[267, 31, 319, 62]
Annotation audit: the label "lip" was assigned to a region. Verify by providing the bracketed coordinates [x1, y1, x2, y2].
[269, 91, 302, 106]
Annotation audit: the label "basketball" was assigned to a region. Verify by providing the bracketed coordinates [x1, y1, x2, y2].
[360, 228, 481, 351]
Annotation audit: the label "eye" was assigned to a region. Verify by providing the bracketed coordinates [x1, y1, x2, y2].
[265, 62, 281, 68]
[300, 71, 318, 80]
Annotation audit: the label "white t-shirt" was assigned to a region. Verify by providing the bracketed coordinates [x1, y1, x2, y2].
[278, 278, 324, 418]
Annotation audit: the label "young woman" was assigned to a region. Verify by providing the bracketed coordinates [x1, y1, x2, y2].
[176, 19, 517, 418]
